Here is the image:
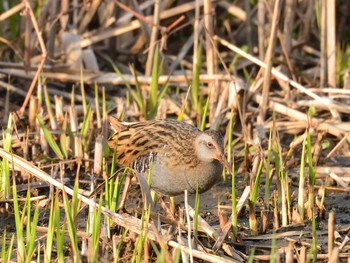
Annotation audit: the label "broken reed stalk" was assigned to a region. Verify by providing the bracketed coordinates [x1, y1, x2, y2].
[93, 135, 103, 175]
[329, 247, 340, 263]
[326, 0, 336, 88]
[328, 211, 335, 259]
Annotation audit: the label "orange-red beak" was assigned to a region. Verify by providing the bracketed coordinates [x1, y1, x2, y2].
[216, 152, 232, 175]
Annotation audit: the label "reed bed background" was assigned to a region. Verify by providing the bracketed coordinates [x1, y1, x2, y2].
[0, 0, 350, 262]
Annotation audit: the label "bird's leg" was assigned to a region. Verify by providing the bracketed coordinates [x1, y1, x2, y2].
[117, 174, 131, 212]
[158, 196, 176, 221]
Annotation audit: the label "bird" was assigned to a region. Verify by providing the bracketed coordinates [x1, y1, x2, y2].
[108, 116, 231, 196]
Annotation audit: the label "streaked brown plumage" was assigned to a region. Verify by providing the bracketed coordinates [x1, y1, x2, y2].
[108, 116, 231, 196]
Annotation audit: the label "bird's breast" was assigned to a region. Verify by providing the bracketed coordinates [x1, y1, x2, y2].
[134, 155, 222, 196]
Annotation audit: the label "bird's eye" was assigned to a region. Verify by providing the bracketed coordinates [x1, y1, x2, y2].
[207, 141, 214, 148]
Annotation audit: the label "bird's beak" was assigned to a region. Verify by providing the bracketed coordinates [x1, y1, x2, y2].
[216, 152, 232, 175]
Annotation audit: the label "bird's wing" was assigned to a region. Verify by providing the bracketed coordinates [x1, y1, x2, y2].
[108, 117, 200, 167]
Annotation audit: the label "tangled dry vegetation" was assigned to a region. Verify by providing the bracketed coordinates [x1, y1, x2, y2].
[1, 0, 350, 262]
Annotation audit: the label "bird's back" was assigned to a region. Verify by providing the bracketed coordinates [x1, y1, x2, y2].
[108, 117, 200, 168]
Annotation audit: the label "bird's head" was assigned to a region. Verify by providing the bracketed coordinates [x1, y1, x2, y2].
[194, 131, 232, 175]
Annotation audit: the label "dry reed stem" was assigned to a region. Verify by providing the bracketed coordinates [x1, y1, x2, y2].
[168, 240, 237, 263]
[188, 205, 218, 239]
[329, 247, 340, 263]
[326, 0, 336, 88]
[286, 240, 294, 263]
[259, 0, 281, 124]
[221, 243, 246, 262]
[93, 135, 103, 175]
[339, 236, 350, 250]
[36, 225, 90, 239]
[328, 172, 350, 190]
[114, 0, 164, 31]
[78, 0, 102, 34]
[214, 36, 334, 108]
[192, 0, 200, 74]
[0, 2, 25, 22]
[326, 134, 350, 158]
[79, 1, 191, 48]
[0, 68, 238, 85]
[254, 93, 350, 141]
[217, 2, 246, 21]
[203, 0, 217, 121]
[19, 0, 48, 115]
[0, 195, 46, 204]
[328, 211, 335, 259]
[300, 245, 306, 263]
[254, 252, 350, 261]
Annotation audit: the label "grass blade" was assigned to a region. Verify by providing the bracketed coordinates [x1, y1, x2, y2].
[81, 105, 92, 152]
[200, 96, 210, 131]
[1, 114, 12, 200]
[149, 45, 160, 118]
[298, 135, 307, 221]
[60, 113, 68, 159]
[37, 116, 64, 159]
[12, 174, 25, 261]
[26, 190, 39, 260]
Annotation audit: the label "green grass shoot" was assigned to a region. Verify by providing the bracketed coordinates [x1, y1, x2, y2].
[37, 115, 64, 159]
[1, 114, 12, 200]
